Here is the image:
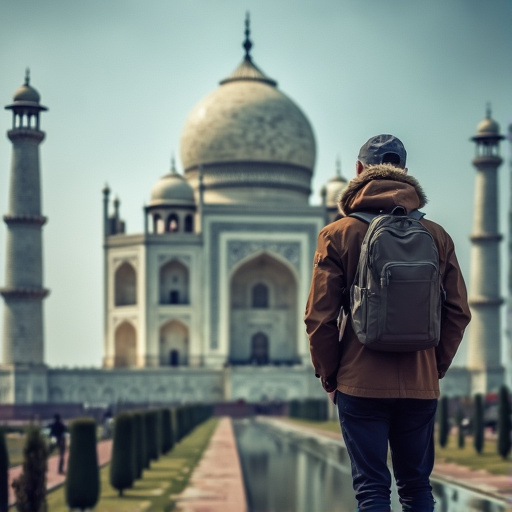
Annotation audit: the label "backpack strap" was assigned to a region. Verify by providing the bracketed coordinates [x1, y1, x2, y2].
[349, 209, 425, 224]
[349, 211, 377, 224]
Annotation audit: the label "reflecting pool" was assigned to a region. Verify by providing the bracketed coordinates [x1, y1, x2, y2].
[234, 419, 508, 512]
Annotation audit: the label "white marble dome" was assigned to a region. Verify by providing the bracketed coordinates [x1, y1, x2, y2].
[325, 173, 348, 208]
[178, 45, 316, 204]
[150, 169, 195, 207]
[180, 76, 316, 170]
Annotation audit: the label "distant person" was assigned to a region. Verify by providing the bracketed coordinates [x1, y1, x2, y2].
[305, 134, 471, 511]
[47, 413, 67, 474]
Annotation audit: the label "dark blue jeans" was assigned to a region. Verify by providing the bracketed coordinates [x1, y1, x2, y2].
[336, 392, 437, 512]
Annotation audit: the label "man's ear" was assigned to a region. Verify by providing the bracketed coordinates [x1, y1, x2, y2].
[356, 160, 365, 175]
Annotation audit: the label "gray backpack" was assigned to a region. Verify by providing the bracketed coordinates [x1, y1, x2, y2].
[349, 208, 442, 352]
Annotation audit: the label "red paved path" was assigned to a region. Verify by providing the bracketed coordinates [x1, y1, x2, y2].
[173, 417, 248, 512]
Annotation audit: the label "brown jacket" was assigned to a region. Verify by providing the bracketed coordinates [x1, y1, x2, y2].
[304, 164, 471, 399]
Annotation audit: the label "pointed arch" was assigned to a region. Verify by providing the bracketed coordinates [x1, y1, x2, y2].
[115, 262, 137, 306]
[153, 213, 164, 234]
[166, 213, 179, 232]
[114, 321, 137, 367]
[159, 259, 189, 304]
[184, 214, 194, 233]
[230, 252, 298, 365]
[159, 319, 189, 366]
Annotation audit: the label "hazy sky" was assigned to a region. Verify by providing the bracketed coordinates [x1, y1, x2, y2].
[0, 0, 511, 367]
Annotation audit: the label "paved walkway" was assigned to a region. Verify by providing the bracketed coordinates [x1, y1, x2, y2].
[173, 417, 248, 512]
[8, 438, 112, 508]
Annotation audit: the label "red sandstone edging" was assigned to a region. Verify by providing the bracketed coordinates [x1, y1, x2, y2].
[173, 417, 248, 512]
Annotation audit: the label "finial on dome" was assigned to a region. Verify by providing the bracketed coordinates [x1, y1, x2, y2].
[170, 153, 177, 174]
[336, 156, 342, 177]
[24, 68, 30, 86]
[243, 12, 253, 61]
[486, 102, 492, 119]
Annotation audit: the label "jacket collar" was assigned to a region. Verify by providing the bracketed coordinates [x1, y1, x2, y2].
[338, 164, 428, 216]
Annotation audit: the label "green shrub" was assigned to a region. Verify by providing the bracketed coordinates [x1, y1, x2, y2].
[132, 412, 144, 479]
[109, 413, 134, 496]
[497, 385, 511, 460]
[143, 412, 152, 469]
[65, 418, 100, 510]
[146, 411, 159, 462]
[12, 425, 48, 512]
[438, 396, 449, 448]
[456, 408, 465, 449]
[161, 408, 174, 454]
[473, 394, 484, 455]
[0, 428, 8, 512]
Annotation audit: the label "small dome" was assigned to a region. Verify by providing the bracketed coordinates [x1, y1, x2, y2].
[476, 105, 501, 136]
[477, 116, 500, 136]
[13, 70, 41, 104]
[324, 160, 348, 207]
[150, 167, 195, 207]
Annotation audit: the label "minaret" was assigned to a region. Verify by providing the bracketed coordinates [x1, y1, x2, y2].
[507, 121, 512, 389]
[1, 71, 49, 368]
[467, 107, 505, 394]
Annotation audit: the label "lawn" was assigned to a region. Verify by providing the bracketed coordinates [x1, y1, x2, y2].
[44, 417, 218, 512]
[436, 433, 510, 476]
[286, 418, 511, 476]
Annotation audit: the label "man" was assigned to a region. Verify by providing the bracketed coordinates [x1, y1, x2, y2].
[47, 413, 67, 474]
[304, 134, 471, 512]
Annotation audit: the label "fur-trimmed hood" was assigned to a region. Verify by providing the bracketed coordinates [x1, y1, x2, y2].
[338, 164, 428, 216]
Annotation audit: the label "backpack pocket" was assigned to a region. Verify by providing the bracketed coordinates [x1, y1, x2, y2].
[350, 284, 367, 341]
[380, 261, 439, 346]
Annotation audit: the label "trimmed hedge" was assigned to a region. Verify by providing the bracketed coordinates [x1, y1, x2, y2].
[497, 385, 511, 459]
[473, 394, 485, 455]
[289, 398, 328, 421]
[12, 425, 48, 512]
[110, 413, 135, 496]
[0, 428, 8, 512]
[132, 411, 145, 479]
[438, 396, 449, 448]
[66, 418, 100, 510]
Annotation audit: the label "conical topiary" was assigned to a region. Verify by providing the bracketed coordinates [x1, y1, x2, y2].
[132, 412, 145, 478]
[161, 408, 174, 455]
[473, 393, 485, 455]
[497, 385, 511, 460]
[146, 411, 159, 462]
[12, 425, 48, 512]
[0, 428, 8, 512]
[65, 418, 100, 510]
[110, 413, 134, 496]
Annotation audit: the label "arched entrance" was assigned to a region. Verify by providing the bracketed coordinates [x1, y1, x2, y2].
[114, 262, 137, 306]
[114, 322, 137, 367]
[229, 253, 298, 365]
[159, 320, 189, 366]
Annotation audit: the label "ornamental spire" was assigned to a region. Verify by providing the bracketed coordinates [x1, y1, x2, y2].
[243, 12, 253, 61]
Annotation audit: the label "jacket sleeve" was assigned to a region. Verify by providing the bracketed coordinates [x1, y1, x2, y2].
[304, 228, 344, 379]
[436, 232, 471, 374]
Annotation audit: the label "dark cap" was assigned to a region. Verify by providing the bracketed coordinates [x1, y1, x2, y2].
[357, 134, 407, 169]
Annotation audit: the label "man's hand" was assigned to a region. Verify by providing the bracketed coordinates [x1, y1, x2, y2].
[321, 372, 338, 393]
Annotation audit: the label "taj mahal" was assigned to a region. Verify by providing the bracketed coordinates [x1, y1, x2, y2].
[0, 19, 509, 407]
